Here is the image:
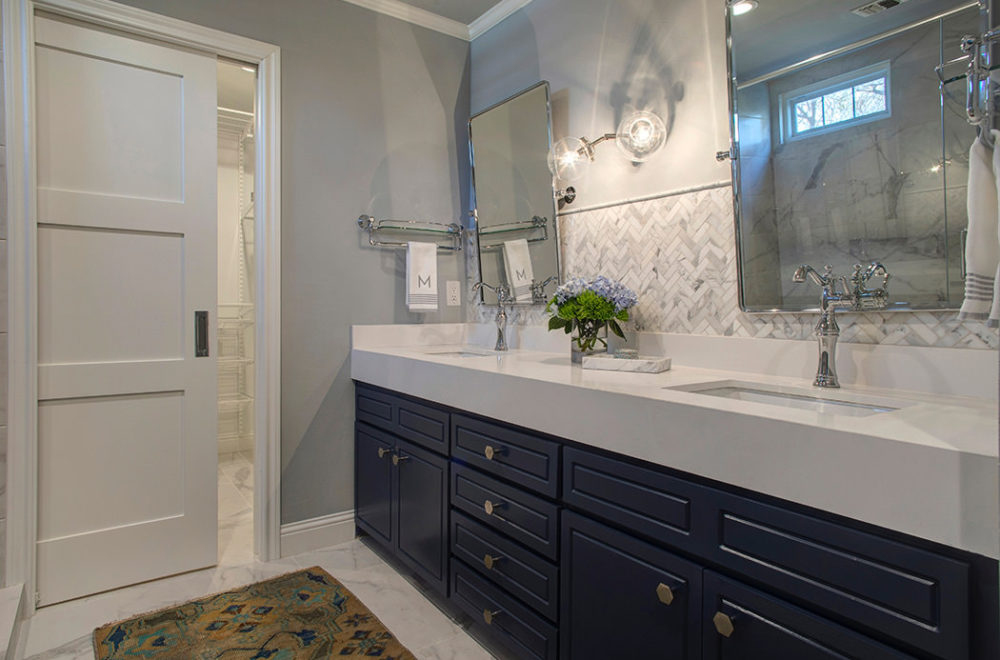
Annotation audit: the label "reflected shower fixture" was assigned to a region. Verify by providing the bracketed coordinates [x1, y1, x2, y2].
[547, 109, 667, 183]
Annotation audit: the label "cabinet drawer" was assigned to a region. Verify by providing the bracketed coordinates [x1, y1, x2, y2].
[451, 511, 559, 621]
[451, 465, 559, 560]
[708, 492, 970, 660]
[703, 571, 917, 659]
[451, 559, 558, 660]
[356, 384, 449, 454]
[563, 447, 712, 555]
[452, 414, 559, 498]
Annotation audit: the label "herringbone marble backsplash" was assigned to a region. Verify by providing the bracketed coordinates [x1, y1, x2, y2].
[470, 184, 998, 350]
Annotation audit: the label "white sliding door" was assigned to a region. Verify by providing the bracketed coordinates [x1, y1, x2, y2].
[34, 15, 218, 605]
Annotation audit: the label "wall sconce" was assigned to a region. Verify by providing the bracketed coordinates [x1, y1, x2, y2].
[547, 109, 667, 185]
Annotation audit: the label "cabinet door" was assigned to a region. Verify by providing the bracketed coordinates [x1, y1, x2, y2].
[355, 423, 393, 545]
[561, 511, 701, 660]
[394, 439, 448, 593]
[703, 571, 916, 660]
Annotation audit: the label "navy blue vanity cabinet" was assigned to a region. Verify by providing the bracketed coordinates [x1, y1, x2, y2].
[356, 383, 450, 454]
[560, 511, 702, 660]
[354, 383, 451, 596]
[706, 490, 971, 660]
[394, 439, 449, 591]
[354, 422, 394, 546]
[702, 571, 917, 659]
[447, 413, 562, 659]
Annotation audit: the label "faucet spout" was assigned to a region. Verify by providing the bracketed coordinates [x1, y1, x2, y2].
[473, 281, 510, 351]
[792, 263, 890, 388]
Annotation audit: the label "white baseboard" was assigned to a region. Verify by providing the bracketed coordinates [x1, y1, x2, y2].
[279, 510, 356, 558]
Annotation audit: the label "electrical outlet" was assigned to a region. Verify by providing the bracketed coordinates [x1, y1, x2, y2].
[446, 281, 461, 306]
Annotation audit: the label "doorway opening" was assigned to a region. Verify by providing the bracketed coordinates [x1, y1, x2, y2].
[217, 59, 257, 565]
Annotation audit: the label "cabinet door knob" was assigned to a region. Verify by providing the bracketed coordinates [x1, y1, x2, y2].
[483, 554, 504, 570]
[483, 499, 505, 516]
[484, 445, 505, 460]
[378, 447, 390, 459]
[392, 453, 410, 466]
[656, 582, 675, 606]
[483, 609, 502, 625]
[713, 612, 735, 638]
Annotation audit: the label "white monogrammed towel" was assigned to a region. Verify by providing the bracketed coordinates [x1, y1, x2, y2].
[503, 239, 534, 302]
[959, 137, 1000, 323]
[406, 242, 438, 312]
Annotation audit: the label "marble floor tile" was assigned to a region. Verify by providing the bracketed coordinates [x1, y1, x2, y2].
[24, 539, 490, 660]
[415, 631, 499, 660]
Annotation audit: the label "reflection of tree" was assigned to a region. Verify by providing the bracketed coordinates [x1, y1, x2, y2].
[795, 99, 823, 132]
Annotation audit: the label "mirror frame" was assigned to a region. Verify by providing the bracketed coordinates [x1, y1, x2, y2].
[469, 80, 561, 305]
[724, 0, 982, 314]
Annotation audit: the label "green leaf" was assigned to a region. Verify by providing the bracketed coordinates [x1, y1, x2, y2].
[548, 316, 567, 331]
[609, 319, 625, 339]
[563, 319, 574, 334]
[616, 309, 630, 322]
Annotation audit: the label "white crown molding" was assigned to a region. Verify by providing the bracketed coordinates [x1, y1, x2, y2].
[469, 0, 535, 40]
[340, 0, 470, 40]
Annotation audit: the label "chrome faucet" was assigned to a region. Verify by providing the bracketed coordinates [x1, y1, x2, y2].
[792, 263, 891, 388]
[473, 282, 511, 351]
[530, 276, 558, 303]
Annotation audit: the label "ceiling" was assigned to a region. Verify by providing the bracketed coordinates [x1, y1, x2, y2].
[393, 0, 506, 25]
[733, 0, 977, 80]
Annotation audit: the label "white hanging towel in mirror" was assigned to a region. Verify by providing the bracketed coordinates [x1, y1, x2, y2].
[503, 239, 534, 302]
[959, 138, 1000, 324]
[406, 242, 438, 312]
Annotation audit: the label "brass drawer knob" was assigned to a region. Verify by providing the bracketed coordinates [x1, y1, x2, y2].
[484, 445, 505, 460]
[656, 583, 674, 606]
[377, 447, 390, 459]
[392, 453, 410, 466]
[483, 609, 502, 625]
[713, 612, 735, 638]
[483, 499, 505, 516]
[483, 554, 503, 570]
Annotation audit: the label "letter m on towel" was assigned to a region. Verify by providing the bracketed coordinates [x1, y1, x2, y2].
[516, 269, 528, 281]
[418, 275, 432, 288]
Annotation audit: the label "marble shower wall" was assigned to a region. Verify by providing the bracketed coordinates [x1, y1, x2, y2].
[0, 6, 8, 586]
[471, 184, 997, 349]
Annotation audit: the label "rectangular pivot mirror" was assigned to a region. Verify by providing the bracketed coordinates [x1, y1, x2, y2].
[727, 0, 982, 311]
[470, 81, 560, 305]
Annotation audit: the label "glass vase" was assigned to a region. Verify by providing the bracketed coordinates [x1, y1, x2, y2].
[570, 321, 608, 364]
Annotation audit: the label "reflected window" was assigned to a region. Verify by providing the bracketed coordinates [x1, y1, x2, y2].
[782, 62, 891, 141]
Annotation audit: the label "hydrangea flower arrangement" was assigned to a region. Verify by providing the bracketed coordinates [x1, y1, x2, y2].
[546, 276, 638, 354]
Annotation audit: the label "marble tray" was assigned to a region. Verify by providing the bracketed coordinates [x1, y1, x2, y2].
[582, 355, 672, 373]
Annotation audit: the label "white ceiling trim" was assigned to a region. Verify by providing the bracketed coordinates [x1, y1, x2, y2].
[340, 0, 536, 42]
[469, 0, 534, 40]
[340, 0, 471, 40]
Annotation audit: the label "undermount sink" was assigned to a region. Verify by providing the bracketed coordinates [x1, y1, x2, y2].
[667, 380, 912, 417]
[427, 348, 497, 358]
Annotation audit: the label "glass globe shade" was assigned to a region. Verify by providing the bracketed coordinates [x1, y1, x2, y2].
[615, 110, 666, 162]
[547, 136, 591, 182]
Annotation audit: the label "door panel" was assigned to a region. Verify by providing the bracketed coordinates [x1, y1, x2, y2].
[34, 15, 218, 606]
[355, 423, 393, 545]
[395, 439, 447, 591]
[561, 511, 701, 660]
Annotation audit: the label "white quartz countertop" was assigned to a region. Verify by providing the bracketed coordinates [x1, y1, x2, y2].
[351, 325, 999, 558]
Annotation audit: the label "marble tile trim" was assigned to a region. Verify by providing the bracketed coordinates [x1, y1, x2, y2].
[472, 185, 997, 350]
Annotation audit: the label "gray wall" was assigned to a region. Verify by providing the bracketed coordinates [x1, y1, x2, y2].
[471, 0, 732, 210]
[116, 0, 471, 525]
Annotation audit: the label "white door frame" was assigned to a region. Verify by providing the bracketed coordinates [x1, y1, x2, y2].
[3, 0, 282, 613]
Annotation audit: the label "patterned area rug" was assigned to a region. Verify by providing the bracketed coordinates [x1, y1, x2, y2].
[93, 567, 416, 659]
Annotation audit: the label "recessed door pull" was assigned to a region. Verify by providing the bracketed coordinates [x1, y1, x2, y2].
[195, 311, 209, 357]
